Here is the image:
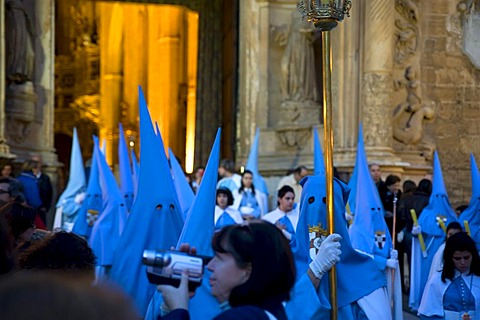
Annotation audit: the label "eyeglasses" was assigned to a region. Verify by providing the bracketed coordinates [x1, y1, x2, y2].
[0, 190, 10, 195]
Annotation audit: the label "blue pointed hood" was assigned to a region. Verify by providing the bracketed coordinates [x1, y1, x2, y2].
[118, 123, 135, 211]
[100, 138, 107, 155]
[313, 126, 326, 176]
[109, 86, 184, 315]
[176, 128, 221, 256]
[169, 148, 194, 221]
[245, 128, 268, 195]
[72, 136, 103, 239]
[470, 153, 480, 199]
[89, 137, 128, 266]
[348, 124, 391, 258]
[418, 151, 457, 237]
[130, 149, 139, 198]
[460, 153, 480, 250]
[294, 175, 385, 310]
[346, 124, 364, 214]
[57, 127, 86, 206]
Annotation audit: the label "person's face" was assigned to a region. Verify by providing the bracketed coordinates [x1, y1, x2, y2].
[388, 181, 401, 193]
[278, 192, 295, 212]
[452, 250, 472, 274]
[446, 228, 461, 239]
[207, 251, 250, 303]
[294, 169, 308, 182]
[195, 168, 204, 180]
[242, 173, 253, 188]
[217, 193, 229, 209]
[218, 167, 227, 178]
[1, 165, 12, 177]
[370, 165, 381, 182]
[0, 182, 12, 204]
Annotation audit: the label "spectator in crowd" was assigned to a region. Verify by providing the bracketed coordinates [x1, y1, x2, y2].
[232, 170, 268, 220]
[276, 166, 308, 204]
[31, 156, 53, 226]
[369, 163, 387, 204]
[263, 186, 298, 244]
[16, 160, 42, 213]
[214, 187, 243, 230]
[217, 159, 241, 193]
[1, 163, 15, 178]
[191, 166, 205, 194]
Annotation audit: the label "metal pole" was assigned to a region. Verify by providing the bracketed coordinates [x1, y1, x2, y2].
[322, 30, 337, 320]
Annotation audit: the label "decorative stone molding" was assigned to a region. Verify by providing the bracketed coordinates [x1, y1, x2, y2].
[276, 126, 311, 150]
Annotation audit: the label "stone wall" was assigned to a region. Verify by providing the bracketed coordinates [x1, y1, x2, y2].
[420, 1, 480, 206]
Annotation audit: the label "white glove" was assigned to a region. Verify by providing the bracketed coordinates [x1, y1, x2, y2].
[309, 233, 342, 279]
[386, 259, 397, 269]
[412, 225, 422, 235]
[281, 229, 293, 241]
[74, 192, 86, 204]
[390, 249, 398, 260]
[397, 230, 404, 243]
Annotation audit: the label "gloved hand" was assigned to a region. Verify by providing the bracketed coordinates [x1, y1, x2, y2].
[386, 259, 397, 269]
[345, 213, 353, 222]
[74, 192, 86, 204]
[397, 230, 404, 243]
[390, 249, 398, 260]
[309, 233, 342, 279]
[412, 225, 422, 235]
[281, 229, 293, 241]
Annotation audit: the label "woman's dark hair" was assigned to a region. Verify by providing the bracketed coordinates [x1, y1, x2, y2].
[417, 179, 432, 196]
[277, 185, 294, 207]
[212, 221, 296, 308]
[239, 170, 256, 196]
[18, 231, 96, 277]
[442, 232, 480, 282]
[403, 180, 417, 194]
[0, 202, 36, 242]
[385, 174, 401, 187]
[216, 187, 234, 206]
[446, 221, 462, 234]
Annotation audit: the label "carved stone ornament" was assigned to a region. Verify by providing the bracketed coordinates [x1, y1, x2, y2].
[276, 126, 311, 149]
[392, 66, 434, 145]
[394, 0, 419, 64]
[459, 1, 480, 69]
[5, 81, 37, 144]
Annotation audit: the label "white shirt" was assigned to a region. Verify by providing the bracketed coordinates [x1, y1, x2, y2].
[262, 206, 299, 232]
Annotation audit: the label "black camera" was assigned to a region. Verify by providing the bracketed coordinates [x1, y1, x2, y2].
[142, 250, 204, 290]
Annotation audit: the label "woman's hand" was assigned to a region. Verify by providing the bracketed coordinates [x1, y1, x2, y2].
[157, 271, 191, 312]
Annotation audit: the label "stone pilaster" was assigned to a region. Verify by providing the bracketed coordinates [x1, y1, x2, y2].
[361, 0, 403, 168]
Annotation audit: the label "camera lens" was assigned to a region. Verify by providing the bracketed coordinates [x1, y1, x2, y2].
[142, 250, 171, 267]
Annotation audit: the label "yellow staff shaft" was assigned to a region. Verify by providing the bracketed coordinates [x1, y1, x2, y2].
[464, 220, 471, 237]
[410, 209, 428, 258]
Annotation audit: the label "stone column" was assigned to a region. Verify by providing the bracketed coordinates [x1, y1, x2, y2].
[122, 3, 147, 149]
[0, 0, 14, 158]
[147, 5, 183, 155]
[99, 2, 124, 165]
[361, 0, 402, 165]
[331, 4, 362, 171]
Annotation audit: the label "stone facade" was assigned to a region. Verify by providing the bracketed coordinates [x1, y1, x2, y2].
[2, 0, 480, 210]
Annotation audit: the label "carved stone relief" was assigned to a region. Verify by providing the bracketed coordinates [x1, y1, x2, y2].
[459, 0, 480, 69]
[393, 0, 434, 160]
[271, 10, 321, 149]
[392, 66, 434, 145]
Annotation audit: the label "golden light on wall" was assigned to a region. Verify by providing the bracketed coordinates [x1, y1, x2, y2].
[97, 2, 199, 169]
[185, 10, 199, 174]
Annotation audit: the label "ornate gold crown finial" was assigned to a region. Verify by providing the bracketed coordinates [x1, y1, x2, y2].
[309, 223, 329, 236]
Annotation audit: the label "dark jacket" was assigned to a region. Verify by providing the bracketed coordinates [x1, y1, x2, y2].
[398, 190, 430, 232]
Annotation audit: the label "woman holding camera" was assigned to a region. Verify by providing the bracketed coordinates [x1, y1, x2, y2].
[418, 232, 480, 319]
[158, 220, 341, 319]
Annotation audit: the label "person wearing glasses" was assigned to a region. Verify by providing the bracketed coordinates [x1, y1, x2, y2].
[418, 232, 480, 320]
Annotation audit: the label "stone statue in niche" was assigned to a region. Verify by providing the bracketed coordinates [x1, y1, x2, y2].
[5, 0, 35, 85]
[5, 0, 37, 144]
[459, 0, 480, 69]
[272, 11, 320, 129]
[278, 11, 318, 103]
[393, 66, 434, 145]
